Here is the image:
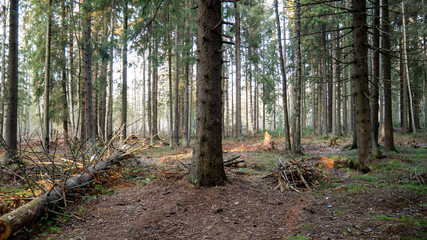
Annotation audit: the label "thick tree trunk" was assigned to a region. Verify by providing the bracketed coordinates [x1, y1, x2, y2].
[121, 1, 128, 142]
[82, 0, 95, 144]
[190, 0, 226, 186]
[43, 0, 52, 151]
[352, 0, 371, 171]
[4, 0, 19, 164]
[274, 0, 291, 149]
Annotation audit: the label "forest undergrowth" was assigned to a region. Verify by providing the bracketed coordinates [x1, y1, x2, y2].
[1, 130, 426, 239]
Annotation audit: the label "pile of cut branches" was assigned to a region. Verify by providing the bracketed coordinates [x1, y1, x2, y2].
[273, 158, 324, 193]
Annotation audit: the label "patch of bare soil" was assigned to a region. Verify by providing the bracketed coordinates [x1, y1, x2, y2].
[38, 173, 306, 240]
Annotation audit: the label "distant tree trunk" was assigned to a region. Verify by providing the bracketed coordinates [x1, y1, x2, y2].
[142, 51, 146, 137]
[336, 33, 342, 136]
[174, 24, 180, 145]
[147, 41, 152, 140]
[322, 23, 328, 137]
[343, 67, 348, 136]
[371, 0, 380, 147]
[382, 0, 395, 151]
[190, 0, 226, 186]
[168, 16, 173, 146]
[352, 0, 371, 171]
[401, 2, 416, 134]
[332, 29, 337, 136]
[82, 0, 95, 144]
[92, 43, 99, 138]
[183, 24, 191, 147]
[99, 14, 108, 140]
[106, 8, 114, 141]
[0, 1, 6, 138]
[4, 0, 18, 164]
[151, 38, 159, 143]
[43, 0, 52, 151]
[274, 0, 291, 149]
[121, 0, 128, 142]
[234, 2, 242, 140]
[61, 2, 70, 142]
[249, 47, 254, 135]
[68, 0, 75, 138]
[311, 64, 317, 135]
[292, 0, 302, 154]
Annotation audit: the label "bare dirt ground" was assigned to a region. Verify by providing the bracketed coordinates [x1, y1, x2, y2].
[6, 134, 426, 239]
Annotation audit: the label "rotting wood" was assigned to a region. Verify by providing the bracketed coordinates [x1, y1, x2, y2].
[0, 151, 131, 240]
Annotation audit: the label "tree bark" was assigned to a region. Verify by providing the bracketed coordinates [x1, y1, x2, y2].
[322, 23, 328, 137]
[121, 0, 128, 142]
[292, 0, 302, 154]
[352, 0, 371, 171]
[82, 0, 95, 144]
[4, 0, 19, 164]
[234, 2, 242, 140]
[106, 5, 114, 142]
[190, 0, 226, 186]
[174, 24, 180, 145]
[371, 0, 380, 147]
[274, 0, 291, 149]
[43, 0, 52, 151]
[401, 2, 416, 134]
[0, 1, 6, 138]
[183, 22, 191, 147]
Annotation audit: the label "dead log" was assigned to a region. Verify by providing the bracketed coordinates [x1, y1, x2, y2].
[224, 160, 245, 167]
[223, 155, 240, 163]
[0, 151, 130, 240]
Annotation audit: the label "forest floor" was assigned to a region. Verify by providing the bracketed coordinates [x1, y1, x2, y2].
[2, 130, 427, 240]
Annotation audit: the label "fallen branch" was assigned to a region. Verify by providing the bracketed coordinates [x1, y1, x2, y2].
[0, 151, 130, 240]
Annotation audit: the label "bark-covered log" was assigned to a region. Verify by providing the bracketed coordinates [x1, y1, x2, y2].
[0, 152, 129, 240]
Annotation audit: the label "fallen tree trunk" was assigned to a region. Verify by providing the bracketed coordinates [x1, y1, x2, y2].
[0, 151, 131, 240]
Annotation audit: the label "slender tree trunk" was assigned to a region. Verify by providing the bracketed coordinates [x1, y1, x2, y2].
[353, 0, 371, 171]
[147, 41, 152, 140]
[68, 0, 75, 138]
[401, 2, 416, 134]
[370, 0, 380, 147]
[99, 14, 108, 140]
[190, 0, 226, 186]
[322, 23, 328, 137]
[174, 24, 180, 145]
[4, 0, 18, 164]
[234, 2, 242, 139]
[292, 0, 302, 153]
[332, 29, 337, 136]
[0, 1, 6, 138]
[43, 0, 53, 151]
[336, 34, 342, 136]
[151, 38, 159, 142]
[183, 24, 191, 147]
[121, 0, 128, 142]
[274, 0, 291, 149]
[142, 51, 146, 137]
[106, 6, 114, 141]
[61, 2, 70, 142]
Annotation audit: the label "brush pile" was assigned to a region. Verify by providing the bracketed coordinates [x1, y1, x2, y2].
[273, 158, 325, 192]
